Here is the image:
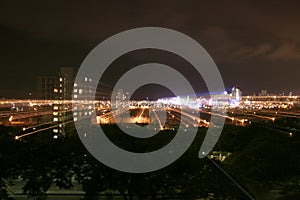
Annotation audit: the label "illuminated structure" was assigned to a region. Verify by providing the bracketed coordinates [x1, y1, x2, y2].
[72, 76, 94, 122]
[231, 86, 242, 101]
[112, 89, 130, 109]
[157, 86, 243, 109]
[36, 76, 57, 99]
[57, 67, 74, 100]
[36, 67, 74, 100]
[259, 89, 268, 96]
[51, 67, 74, 138]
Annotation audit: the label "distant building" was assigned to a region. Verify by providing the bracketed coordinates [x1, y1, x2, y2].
[36, 76, 57, 99]
[112, 89, 130, 109]
[36, 67, 74, 100]
[73, 76, 94, 122]
[58, 67, 74, 100]
[36, 67, 74, 138]
[231, 86, 242, 101]
[259, 89, 268, 96]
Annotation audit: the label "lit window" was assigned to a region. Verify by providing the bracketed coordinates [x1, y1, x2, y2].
[74, 117, 78, 121]
[59, 77, 63, 82]
[53, 106, 58, 110]
[53, 112, 58, 116]
[74, 89, 78, 93]
[53, 129, 58, 133]
[54, 88, 58, 93]
[74, 94, 78, 99]
[53, 117, 58, 122]
[74, 83, 78, 87]
[85, 77, 88, 82]
[79, 89, 83, 94]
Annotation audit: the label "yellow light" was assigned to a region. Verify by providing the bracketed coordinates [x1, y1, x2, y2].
[9, 115, 13, 122]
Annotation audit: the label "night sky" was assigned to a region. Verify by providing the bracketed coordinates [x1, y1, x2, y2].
[1, 1, 300, 98]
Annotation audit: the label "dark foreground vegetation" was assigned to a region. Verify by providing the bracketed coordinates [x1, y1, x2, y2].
[0, 122, 299, 200]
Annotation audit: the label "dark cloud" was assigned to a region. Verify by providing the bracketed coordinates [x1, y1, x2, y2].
[0, 0, 300, 97]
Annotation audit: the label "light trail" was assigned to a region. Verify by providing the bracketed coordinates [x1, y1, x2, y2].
[152, 109, 164, 130]
[166, 109, 190, 127]
[15, 119, 76, 140]
[22, 113, 75, 131]
[168, 108, 210, 127]
[200, 109, 245, 124]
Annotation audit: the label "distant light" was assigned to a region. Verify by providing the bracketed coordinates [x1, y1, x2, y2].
[9, 115, 13, 122]
[15, 136, 19, 140]
[53, 135, 58, 139]
[289, 132, 293, 137]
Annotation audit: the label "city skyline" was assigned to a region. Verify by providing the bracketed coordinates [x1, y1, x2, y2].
[1, 2, 300, 199]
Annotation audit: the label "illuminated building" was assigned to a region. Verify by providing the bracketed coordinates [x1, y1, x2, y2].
[58, 67, 74, 100]
[231, 86, 242, 101]
[73, 76, 94, 122]
[112, 89, 130, 109]
[36, 76, 57, 99]
[259, 90, 268, 96]
[36, 67, 74, 138]
[36, 67, 74, 100]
